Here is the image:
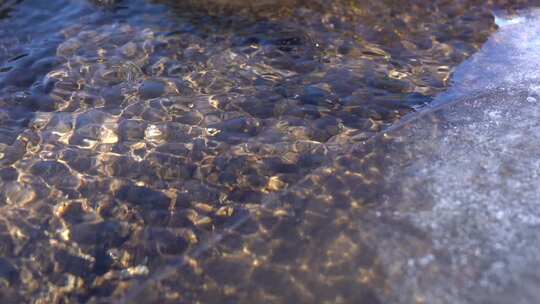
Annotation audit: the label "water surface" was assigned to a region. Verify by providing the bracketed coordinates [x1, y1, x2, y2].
[0, 1, 536, 303]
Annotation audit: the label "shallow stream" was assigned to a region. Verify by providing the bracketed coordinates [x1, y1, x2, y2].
[0, 1, 537, 303]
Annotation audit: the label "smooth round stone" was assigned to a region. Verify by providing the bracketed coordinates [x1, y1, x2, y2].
[144, 124, 166, 142]
[100, 127, 119, 144]
[101, 85, 124, 107]
[403, 92, 432, 108]
[145, 228, 189, 255]
[116, 184, 171, 209]
[55, 201, 88, 224]
[0, 167, 18, 181]
[139, 79, 165, 99]
[30, 56, 61, 75]
[0, 234, 14, 256]
[176, 0, 299, 13]
[69, 220, 129, 246]
[75, 110, 109, 129]
[300, 86, 330, 105]
[118, 119, 147, 141]
[47, 113, 73, 133]
[266, 176, 287, 192]
[69, 126, 101, 147]
[119, 41, 138, 58]
[0, 257, 19, 286]
[141, 107, 168, 122]
[30, 160, 77, 189]
[57, 40, 81, 57]
[4, 182, 36, 205]
[0, 142, 25, 166]
[309, 116, 342, 142]
[204, 257, 249, 284]
[53, 250, 93, 277]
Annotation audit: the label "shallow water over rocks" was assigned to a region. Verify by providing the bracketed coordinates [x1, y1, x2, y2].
[0, 0, 538, 303]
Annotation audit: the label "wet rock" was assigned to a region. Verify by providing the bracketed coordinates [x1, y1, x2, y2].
[100, 127, 119, 144]
[54, 250, 93, 277]
[47, 113, 73, 133]
[98, 155, 145, 179]
[30, 160, 77, 189]
[0, 142, 25, 166]
[309, 116, 342, 142]
[167, 211, 195, 228]
[116, 184, 171, 209]
[238, 99, 276, 119]
[194, 203, 214, 213]
[69, 220, 129, 247]
[60, 148, 93, 173]
[57, 39, 81, 57]
[101, 85, 124, 107]
[173, 0, 300, 16]
[118, 119, 147, 141]
[75, 110, 111, 129]
[251, 266, 302, 299]
[55, 201, 89, 224]
[0, 1, 518, 302]
[119, 41, 138, 58]
[144, 124, 167, 142]
[146, 153, 195, 180]
[96, 195, 115, 218]
[0, 234, 14, 256]
[141, 107, 169, 122]
[204, 257, 249, 284]
[139, 79, 165, 99]
[145, 228, 189, 255]
[173, 111, 203, 125]
[299, 86, 333, 106]
[210, 117, 260, 135]
[4, 182, 36, 205]
[403, 92, 433, 108]
[72, 124, 101, 143]
[367, 75, 409, 94]
[141, 209, 170, 226]
[215, 206, 234, 218]
[0, 258, 19, 286]
[154, 142, 190, 157]
[266, 175, 287, 192]
[0, 167, 18, 181]
[16, 91, 58, 112]
[263, 157, 298, 174]
[30, 56, 61, 75]
[193, 215, 213, 228]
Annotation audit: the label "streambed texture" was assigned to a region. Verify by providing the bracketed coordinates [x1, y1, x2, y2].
[0, 0, 538, 303]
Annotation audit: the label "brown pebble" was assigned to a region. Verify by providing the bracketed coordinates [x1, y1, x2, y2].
[266, 176, 287, 192]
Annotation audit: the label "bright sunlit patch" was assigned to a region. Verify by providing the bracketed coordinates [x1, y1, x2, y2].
[493, 12, 526, 27]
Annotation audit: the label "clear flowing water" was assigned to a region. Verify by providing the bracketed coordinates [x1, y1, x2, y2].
[0, 1, 536, 303]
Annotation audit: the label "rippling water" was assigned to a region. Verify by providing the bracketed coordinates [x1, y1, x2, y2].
[0, 1, 536, 303]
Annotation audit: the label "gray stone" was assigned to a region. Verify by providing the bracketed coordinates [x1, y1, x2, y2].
[139, 79, 165, 100]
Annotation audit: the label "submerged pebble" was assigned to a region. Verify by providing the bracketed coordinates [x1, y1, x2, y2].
[139, 79, 165, 99]
[30, 160, 77, 189]
[69, 220, 129, 246]
[116, 184, 171, 209]
[0, 258, 19, 286]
